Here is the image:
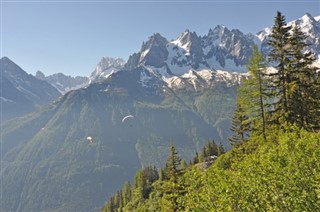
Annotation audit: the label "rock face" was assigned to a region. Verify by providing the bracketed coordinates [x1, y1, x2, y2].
[124, 25, 257, 76]
[89, 57, 126, 83]
[0, 57, 61, 123]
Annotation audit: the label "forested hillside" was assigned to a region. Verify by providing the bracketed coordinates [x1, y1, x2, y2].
[102, 11, 320, 211]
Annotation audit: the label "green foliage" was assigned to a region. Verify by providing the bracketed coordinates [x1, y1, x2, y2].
[240, 45, 268, 140]
[266, 11, 319, 130]
[176, 84, 238, 144]
[105, 128, 320, 211]
[228, 102, 251, 146]
[186, 129, 320, 211]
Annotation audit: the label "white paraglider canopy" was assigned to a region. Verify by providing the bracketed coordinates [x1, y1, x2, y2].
[122, 115, 134, 123]
[86, 136, 93, 143]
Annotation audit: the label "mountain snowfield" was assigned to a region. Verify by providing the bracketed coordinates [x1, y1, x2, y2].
[89, 57, 126, 83]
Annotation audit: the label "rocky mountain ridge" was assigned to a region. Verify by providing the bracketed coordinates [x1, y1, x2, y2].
[35, 70, 90, 94]
[126, 13, 319, 79]
[0, 57, 61, 123]
[33, 13, 320, 93]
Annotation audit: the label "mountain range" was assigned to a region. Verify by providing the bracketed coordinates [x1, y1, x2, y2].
[1, 13, 319, 212]
[35, 13, 320, 94]
[35, 70, 90, 94]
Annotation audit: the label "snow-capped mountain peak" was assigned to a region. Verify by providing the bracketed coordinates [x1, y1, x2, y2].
[90, 57, 125, 83]
[139, 33, 169, 68]
[300, 13, 317, 24]
[172, 29, 198, 53]
[205, 25, 226, 48]
[91, 13, 320, 93]
[289, 12, 320, 35]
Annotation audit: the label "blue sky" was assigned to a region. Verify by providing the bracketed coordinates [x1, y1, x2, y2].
[1, 0, 319, 76]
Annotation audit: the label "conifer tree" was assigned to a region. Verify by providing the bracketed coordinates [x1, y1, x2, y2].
[267, 11, 292, 123]
[165, 144, 182, 184]
[205, 140, 219, 156]
[265, 11, 320, 131]
[239, 45, 268, 140]
[228, 102, 251, 146]
[287, 23, 320, 130]
[133, 166, 159, 200]
[162, 144, 185, 212]
[193, 152, 199, 164]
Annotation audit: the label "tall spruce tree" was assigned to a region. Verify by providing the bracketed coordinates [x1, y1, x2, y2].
[165, 144, 182, 184]
[288, 23, 320, 130]
[162, 144, 185, 212]
[228, 102, 251, 146]
[267, 11, 292, 124]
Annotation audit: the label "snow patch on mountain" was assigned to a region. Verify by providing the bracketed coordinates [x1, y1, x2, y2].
[140, 70, 153, 87]
[162, 69, 246, 90]
[172, 30, 192, 54]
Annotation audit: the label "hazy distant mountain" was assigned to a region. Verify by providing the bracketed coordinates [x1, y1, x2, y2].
[35, 71, 90, 94]
[0, 57, 61, 123]
[35, 57, 126, 93]
[89, 57, 126, 83]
